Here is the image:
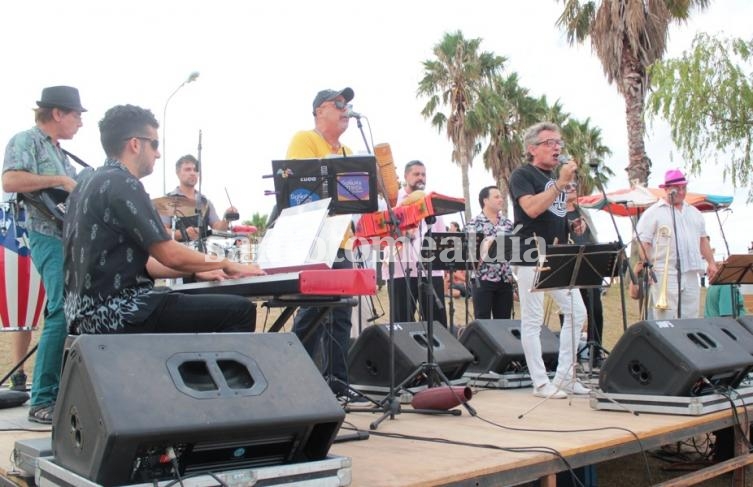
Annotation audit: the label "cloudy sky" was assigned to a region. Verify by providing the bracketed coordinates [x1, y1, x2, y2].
[2, 0, 751, 255]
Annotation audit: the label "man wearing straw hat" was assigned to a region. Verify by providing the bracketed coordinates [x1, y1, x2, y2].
[635, 168, 718, 319]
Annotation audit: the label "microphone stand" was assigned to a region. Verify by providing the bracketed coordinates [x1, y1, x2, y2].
[591, 163, 635, 331]
[355, 116, 369, 154]
[195, 130, 206, 253]
[668, 192, 682, 317]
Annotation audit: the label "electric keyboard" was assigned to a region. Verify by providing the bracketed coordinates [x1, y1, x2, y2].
[171, 268, 376, 299]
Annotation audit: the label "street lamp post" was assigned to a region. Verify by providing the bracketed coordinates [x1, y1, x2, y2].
[162, 71, 200, 194]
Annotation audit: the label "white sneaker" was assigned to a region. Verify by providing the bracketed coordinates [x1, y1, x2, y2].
[533, 383, 567, 399]
[562, 381, 591, 395]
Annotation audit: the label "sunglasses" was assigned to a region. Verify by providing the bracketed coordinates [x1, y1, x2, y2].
[330, 100, 352, 111]
[126, 136, 159, 150]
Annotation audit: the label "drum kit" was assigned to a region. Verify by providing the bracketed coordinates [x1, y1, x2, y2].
[150, 195, 256, 263]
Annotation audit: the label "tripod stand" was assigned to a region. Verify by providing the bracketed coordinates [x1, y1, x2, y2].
[423, 231, 471, 337]
[349, 219, 476, 429]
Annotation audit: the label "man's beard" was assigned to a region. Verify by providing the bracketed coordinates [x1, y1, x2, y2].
[409, 181, 425, 191]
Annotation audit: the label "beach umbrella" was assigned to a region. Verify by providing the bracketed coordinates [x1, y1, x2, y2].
[577, 186, 733, 217]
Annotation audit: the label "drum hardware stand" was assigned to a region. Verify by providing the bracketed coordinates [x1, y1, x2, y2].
[0, 344, 36, 391]
[517, 241, 637, 417]
[195, 130, 207, 254]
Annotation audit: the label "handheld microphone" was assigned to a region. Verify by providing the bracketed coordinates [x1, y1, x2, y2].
[557, 154, 570, 165]
[347, 108, 362, 119]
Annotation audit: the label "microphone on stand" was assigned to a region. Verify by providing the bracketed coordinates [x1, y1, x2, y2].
[347, 108, 363, 119]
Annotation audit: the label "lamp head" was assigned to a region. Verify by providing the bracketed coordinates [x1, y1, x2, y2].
[187, 71, 200, 83]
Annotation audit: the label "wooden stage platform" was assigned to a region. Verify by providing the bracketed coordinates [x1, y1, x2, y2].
[1, 385, 751, 486]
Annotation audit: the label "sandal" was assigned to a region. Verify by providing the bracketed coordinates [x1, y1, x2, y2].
[28, 403, 55, 425]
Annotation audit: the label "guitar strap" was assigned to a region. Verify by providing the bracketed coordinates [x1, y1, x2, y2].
[61, 149, 92, 169]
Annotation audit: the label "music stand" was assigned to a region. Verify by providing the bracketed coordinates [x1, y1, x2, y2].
[709, 254, 753, 319]
[518, 242, 620, 416]
[421, 232, 471, 337]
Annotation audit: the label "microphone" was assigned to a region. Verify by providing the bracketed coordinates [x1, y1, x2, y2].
[668, 188, 678, 197]
[557, 154, 570, 165]
[347, 108, 362, 119]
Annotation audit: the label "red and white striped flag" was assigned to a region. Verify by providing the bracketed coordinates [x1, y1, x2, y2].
[0, 207, 46, 330]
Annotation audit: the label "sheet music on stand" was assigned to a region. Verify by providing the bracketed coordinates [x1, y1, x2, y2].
[256, 198, 352, 274]
[532, 242, 622, 292]
[709, 254, 753, 286]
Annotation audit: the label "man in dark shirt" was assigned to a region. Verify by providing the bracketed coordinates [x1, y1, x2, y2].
[64, 104, 263, 335]
[509, 121, 588, 399]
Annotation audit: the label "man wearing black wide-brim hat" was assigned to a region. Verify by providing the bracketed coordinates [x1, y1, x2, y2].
[2, 85, 85, 424]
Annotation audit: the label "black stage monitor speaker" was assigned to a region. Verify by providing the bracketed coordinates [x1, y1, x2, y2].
[52, 333, 345, 486]
[348, 322, 473, 388]
[599, 318, 753, 396]
[459, 319, 559, 374]
[736, 315, 753, 336]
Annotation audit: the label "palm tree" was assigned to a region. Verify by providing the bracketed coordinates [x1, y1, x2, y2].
[560, 117, 614, 195]
[418, 30, 506, 222]
[242, 212, 269, 238]
[479, 73, 547, 216]
[556, 0, 709, 185]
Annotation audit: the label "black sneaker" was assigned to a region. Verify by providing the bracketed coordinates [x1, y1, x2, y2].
[10, 372, 27, 392]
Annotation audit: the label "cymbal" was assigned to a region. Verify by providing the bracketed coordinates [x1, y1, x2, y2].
[151, 196, 198, 217]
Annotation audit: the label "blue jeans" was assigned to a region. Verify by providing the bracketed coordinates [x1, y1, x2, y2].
[29, 231, 67, 407]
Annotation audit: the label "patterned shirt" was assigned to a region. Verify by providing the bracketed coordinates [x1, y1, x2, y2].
[64, 159, 171, 333]
[467, 211, 514, 283]
[2, 126, 77, 237]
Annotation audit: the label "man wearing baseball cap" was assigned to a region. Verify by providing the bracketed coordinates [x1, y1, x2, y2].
[283, 86, 366, 403]
[2, 86, 85, 423]
[635, 168, 717, 319]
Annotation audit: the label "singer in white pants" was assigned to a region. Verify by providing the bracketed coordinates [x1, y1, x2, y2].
[508, 121, 592, 397]
[516, 266, 587, 389]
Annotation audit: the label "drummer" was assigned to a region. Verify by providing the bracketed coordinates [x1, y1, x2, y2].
[160, 154, 237, 242]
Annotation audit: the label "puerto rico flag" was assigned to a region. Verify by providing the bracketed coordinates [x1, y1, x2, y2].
[0, 206, 46, 330]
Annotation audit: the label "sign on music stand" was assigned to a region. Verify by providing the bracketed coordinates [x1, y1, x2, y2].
[532, 242, 622, 292]
[271, 156, 378, 214]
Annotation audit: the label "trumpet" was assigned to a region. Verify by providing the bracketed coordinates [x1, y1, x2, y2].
[654, 225, 672, 310]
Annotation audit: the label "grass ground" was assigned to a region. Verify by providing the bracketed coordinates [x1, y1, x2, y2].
[2, 280, 752, 485]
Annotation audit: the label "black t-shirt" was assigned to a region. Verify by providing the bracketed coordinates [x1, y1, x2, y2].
[509, 163, 568, 266]
[63, 159, 171, 333]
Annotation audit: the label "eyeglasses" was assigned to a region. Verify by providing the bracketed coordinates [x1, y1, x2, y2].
[330, 100, 352, 111]
[535, 138, 565, 149]
[126, 136, 159, 150]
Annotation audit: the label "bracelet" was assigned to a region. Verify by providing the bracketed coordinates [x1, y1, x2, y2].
[552, 181, 563, 193]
